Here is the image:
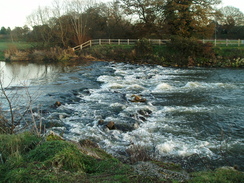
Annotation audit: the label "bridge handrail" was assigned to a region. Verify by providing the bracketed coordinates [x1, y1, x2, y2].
[72, 39, 170, 51]
[72, 38, 244, 51]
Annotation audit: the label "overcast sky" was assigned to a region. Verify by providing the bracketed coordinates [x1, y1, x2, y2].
[0, 0, 243, 29]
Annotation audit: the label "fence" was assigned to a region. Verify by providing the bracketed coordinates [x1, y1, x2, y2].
[72, 39, 170, 51]
[72, 39, 244, 51]
[203, 39, 244, 47]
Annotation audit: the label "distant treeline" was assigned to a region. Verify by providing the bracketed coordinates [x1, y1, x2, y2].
[1, 0, 244, 48]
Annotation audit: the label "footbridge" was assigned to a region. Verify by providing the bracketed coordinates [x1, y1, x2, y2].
[72, 39, 170, 51]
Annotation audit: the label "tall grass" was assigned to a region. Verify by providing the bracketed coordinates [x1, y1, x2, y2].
[0, 41, 33, 60]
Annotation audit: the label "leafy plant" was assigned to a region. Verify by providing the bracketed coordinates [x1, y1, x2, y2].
[165, 36, 216, 67]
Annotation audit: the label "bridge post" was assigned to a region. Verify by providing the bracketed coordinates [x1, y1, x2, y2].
[80, 45, 83, 50]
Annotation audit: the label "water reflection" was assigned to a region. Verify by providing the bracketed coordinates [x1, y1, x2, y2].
[0, 61, 89, 87]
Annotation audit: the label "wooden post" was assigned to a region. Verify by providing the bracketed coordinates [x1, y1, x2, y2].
[238, 39, 240, 47]
[226, 39, 228, 46]
[118, 39, 120, 45]
[109, 39, 111, 45]
[127, 39, 129, 45]
[80, 44, 83, 50]
[202, 39, 205, 43]
[99, 39, 101, 45]
[90, 40, 92, 47]
[215, 39, 217, 46]
[159, 39, 161, 45]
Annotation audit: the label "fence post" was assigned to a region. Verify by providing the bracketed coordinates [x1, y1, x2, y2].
[215, 39, 217, 46]
[99, 39, 101, 45]
[202, 39, 205, 43]
[127, 39, 129, 45]
[80, 44, 83, 50]
[118, 39, 120, 45]
[238, 39, 240, 47]
[226, 39, 228, 46]
[90, 40, 92, 47]
[109, 39, 111, 45]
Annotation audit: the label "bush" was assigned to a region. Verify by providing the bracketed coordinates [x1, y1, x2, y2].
[165, 36, 216, 67]
[134, 38, 153, 57]
[29, 47, 77, 62]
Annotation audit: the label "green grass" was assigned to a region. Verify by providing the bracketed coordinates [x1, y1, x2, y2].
[0, 133, 149, 183]
[0, 132, 244, 182]
[189, 168, 244, 183]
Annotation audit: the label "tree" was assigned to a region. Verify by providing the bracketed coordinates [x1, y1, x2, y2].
[120, 0, 166, 38]
[10, 26, 30, 41]
[27, 6, 54, 46]
[163, 0, 221, 38]
[64, 0, 95, 45]
[218, 6, 244, 26]
[85, 2, 133, 39]
[0, 27, 7, 35]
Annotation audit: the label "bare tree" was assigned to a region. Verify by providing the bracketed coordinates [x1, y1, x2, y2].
[218, 6, 244, 26]
[52, 0, 68, 47]
[64, 0, 95, 44]
[27, 6, 54, 46]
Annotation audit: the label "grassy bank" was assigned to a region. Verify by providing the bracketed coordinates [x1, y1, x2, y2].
[79, 38, 244, 67]
[0, 41, 32, 60]
[1, 38, 244, 67]
[0, 132, 243, 183]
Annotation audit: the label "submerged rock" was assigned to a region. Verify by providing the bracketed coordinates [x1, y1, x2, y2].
[130, 95, 147, 102]
[52, 101, 62, 108]
[106, 121, 116, 130]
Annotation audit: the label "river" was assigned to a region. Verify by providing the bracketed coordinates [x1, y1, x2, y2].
[0, 61, 243, 171]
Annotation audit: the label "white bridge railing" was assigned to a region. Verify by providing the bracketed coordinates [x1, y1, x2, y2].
[72, 39, 244, 51]
[72, 39, 170, 51]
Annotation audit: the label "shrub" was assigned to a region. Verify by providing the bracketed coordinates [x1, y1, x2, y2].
[165, 36, 216, 67]
[29, 47, 77, 62]
[134, 38, 153, 57]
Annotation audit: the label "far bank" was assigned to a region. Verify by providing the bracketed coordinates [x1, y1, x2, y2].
[1, 38, 244, 68]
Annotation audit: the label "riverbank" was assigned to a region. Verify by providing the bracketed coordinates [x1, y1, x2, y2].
[1, 38, 244, 68]
[78, 38, 244, 68]
[0, 132, 243, 183]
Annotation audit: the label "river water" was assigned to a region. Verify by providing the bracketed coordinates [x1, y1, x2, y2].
[1, 61, 244, 171]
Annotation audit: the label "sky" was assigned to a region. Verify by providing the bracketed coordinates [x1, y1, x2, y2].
[0, 0, 243, 29]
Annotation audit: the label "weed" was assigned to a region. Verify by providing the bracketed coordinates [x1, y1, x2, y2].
[0, 132, 40, 162]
